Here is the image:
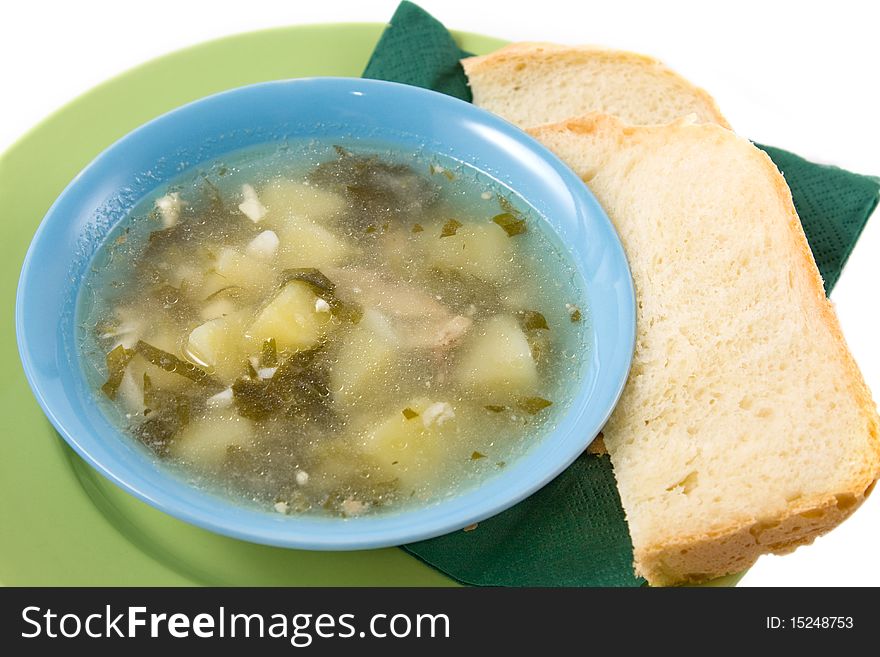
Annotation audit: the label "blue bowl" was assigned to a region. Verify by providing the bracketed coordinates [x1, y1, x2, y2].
[16, 78, 635, 550]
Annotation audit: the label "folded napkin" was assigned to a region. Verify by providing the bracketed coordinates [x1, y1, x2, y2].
[365, 1, 880, 586]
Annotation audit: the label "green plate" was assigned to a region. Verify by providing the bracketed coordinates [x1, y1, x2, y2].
[0, 23, 740, 586]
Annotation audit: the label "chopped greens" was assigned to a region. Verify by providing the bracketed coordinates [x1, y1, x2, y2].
[204, 285, 242, 302]
[135, 373, 193, 456]
[440, 218, 462, 237]
[280, 268, 363, 324]
[246, 358, 259, 379]
[101, 345, 134, 399]
[519, 397, 554, 415]
[309, 151, 440, 228]
[517, 310, 550, 331]
[518, 311, 551, 363]
[134, 341, 219, 387]
[320, 477, 400, 516]
[133, 415, 181, 457]
[280, 267, 336, 296]
[492, 212, 527, 237]
[83, 143, 585, 519]
[260, 338, 278, 368]
[232, 348, 330, 421]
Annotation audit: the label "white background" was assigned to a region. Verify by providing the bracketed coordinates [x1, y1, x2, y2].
[1, 0, 878, 586]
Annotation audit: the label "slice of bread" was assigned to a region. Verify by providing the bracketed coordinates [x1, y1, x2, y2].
[529, 114, 880, 586]
[462, 43, 729, 129]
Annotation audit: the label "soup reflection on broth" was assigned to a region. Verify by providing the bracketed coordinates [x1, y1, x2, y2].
[78, 142, 588, 517]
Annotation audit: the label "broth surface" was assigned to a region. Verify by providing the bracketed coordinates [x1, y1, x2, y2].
[78, 141, 588, 517]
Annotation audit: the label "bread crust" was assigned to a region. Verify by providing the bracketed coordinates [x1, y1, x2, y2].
[462, 42, 731, 129]
[528, 114, 880, 585]
[641, 487, 875, 586]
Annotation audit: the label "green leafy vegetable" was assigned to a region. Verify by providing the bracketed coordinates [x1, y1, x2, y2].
[440, 218, 462, 237]
[567, 304, 583, 322]
[484, 405, 506, 413]
[471, 451, 486, 460]
[261, 338, 278, 368]
[492, 212, 527, 237]
[140, 179, 255, 266]
[280, 268, 363, 324]
[101, 345, 134, 399]
[133, 415, 180, 457]
[411, 223, 424, 233]
[402, 408, 419, 420]
[134, 341, 220, 388]
[516, 310, 549, 331]
[191, 175, 232, 221]
[309, 152, 440, 229]
[425, 268, 505, 314]
[231, 378, 275, 421]
[525, 330, 550, 363]
[142, 373, 191, 424]
[142, 372, 157, 409]
[246, 358, 259, 379]
[331, 299, 364, 324]
[232, 348, 331, 421]
[134, 372, 193, 457]
[143, 226, 177, 252]
[321, 476, 400, 516]
[517, 310, 551, 362]
[519, 397, 554, 415]
[280, 267, 336, 296]
[203, 285, 242, 302]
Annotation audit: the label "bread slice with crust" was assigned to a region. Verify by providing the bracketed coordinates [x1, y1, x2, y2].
[528, 114, 880, 586]
[462, 42, 729, 128]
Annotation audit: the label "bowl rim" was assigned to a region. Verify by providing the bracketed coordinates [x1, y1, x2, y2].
[15, 76, 635, 550]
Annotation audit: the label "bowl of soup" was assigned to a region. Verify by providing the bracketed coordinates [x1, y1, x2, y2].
[16, 78, 635, 549]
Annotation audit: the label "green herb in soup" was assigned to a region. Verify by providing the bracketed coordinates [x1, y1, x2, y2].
[78, 143, 587, 517]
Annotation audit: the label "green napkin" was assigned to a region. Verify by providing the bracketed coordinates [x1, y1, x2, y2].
[754, 145, 879, 292]
[363, 1, 473, 101]
[365, 1, 880, 586]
